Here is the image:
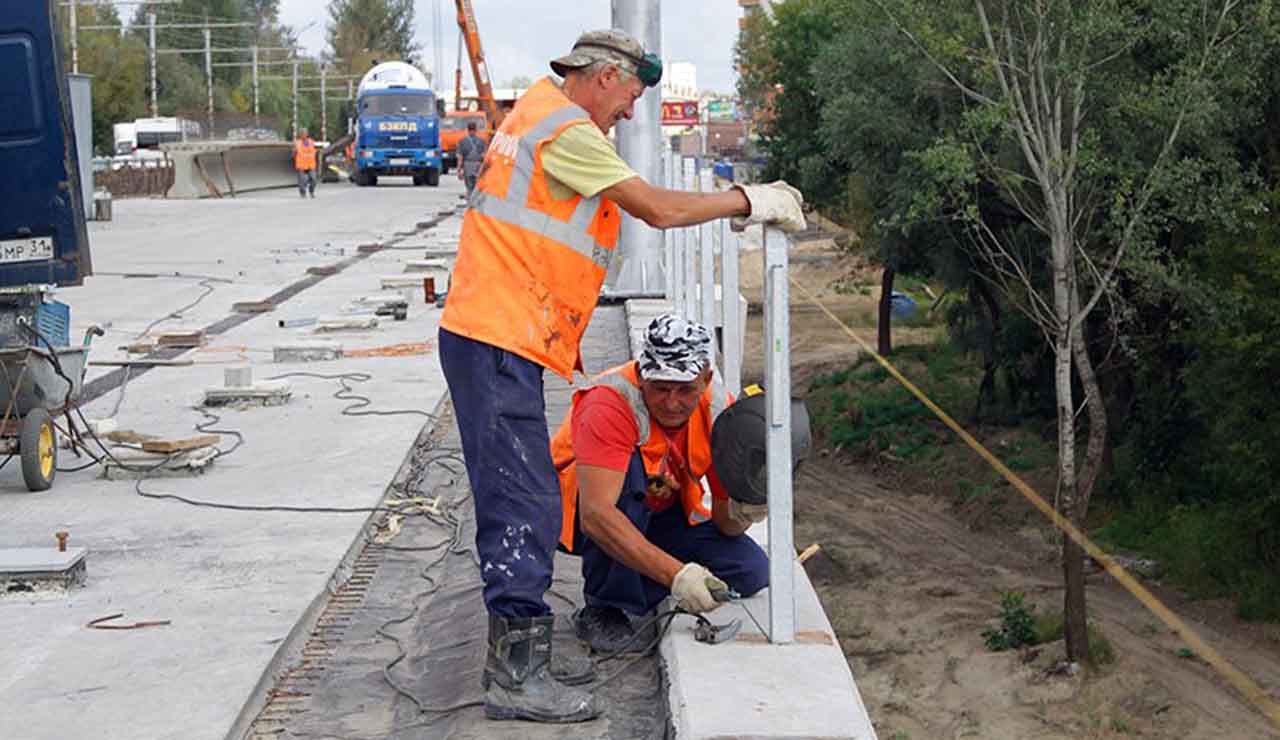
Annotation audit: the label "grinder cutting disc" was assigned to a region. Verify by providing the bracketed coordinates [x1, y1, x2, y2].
[710, 392, 811, 506]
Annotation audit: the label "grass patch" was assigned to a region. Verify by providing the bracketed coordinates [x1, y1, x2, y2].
[1094, 498, 1280, 621]
[1032, 612, 1117, 666]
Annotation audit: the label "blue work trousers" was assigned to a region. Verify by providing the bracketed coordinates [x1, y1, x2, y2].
[578, 450, 770, 616]
[438, 328, 559, 618]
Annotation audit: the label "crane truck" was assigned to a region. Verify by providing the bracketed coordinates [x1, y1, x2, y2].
[351, 62, 443, 187]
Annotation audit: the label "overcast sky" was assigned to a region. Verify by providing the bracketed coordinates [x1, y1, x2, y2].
[278, 0, 743, 93]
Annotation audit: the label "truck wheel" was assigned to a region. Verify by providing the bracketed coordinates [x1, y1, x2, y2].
[412, 174, 426, 186]
[20, 408, 56, 492]
[425, 168, 441, 187]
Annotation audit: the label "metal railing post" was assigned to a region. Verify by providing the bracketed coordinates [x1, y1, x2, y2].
[681, 157, 698, 319]
[722, 219, 742, 396]
[763, 224, 795, 644]
[669, 149, 684, 312]
[698, 167, 717, 336]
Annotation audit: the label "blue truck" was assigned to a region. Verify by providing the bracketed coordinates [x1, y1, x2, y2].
[351, 62, 443, 188]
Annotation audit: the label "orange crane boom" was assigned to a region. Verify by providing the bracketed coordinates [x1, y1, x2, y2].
[454, 0, 501, 131]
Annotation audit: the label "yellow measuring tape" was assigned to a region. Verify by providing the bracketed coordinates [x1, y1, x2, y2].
[789, 277, 1280, 729]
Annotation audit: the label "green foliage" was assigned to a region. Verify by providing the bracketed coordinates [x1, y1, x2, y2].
[981, 591, 1037, 651]
[326, 0, 419, 69]
[808, 342, 978, 461]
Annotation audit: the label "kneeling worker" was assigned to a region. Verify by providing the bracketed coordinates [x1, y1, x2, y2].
[552, 315, 770, 651]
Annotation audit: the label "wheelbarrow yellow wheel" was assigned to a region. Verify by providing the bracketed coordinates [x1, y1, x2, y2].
[20, 408, 56, 492]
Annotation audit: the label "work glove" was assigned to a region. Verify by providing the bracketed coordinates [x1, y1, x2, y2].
[732, 181, 806, 233]
[727, 499, 768, 528]
[671, 562, 727, 614]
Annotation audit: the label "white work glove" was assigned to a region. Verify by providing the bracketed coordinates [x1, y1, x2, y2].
[671, 562, 727, 614]
[728, 499, 768, 528]
[732, 181, 806, 233]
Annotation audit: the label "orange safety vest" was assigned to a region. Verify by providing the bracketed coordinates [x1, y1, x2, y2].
[550, 361, 732, 552]
[294, 138, 317, 171]
[440, 77, 622, 380]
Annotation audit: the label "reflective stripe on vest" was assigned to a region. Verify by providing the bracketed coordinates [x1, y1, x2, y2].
[468, 105, 613, 271]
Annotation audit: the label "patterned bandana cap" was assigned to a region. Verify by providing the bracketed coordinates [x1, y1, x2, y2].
[639, 314, 713, 382]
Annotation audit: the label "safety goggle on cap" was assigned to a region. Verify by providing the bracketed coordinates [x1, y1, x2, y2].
[550, 29, 663, 88]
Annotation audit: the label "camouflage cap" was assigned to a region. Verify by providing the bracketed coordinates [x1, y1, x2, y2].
[551, 29, 647, 78]
[638, 314, 714, 383]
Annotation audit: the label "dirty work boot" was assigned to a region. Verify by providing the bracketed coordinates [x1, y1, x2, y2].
[483, 615, 600, 723]
[574, 605, 647, 655]
[481, 614, 596, 687]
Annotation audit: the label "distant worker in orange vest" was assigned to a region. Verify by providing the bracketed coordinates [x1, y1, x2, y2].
[293, 128, 317, 199]
[551, 315, 768, 654]
[437, 29, 805, 724]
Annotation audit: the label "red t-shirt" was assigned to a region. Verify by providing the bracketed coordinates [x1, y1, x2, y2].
[571, 386, 728, 514]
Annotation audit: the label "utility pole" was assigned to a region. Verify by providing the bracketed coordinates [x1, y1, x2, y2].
[251, 45, 260, 124]
[347, 79, 355, 135]
[68, 0, 79, 73]
[320, 65, 328, 141]
[611, 0, 664, 293]
[291, 60, 299, 140]
[148, 12, 157, 116]
[204, 20, 214, 138]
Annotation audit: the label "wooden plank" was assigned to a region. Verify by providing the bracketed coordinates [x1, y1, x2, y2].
[306, 265, 339, 276]
[139, 435, 221, 454]
[232, 301, 275, 314]
[156, 330, 206, 348]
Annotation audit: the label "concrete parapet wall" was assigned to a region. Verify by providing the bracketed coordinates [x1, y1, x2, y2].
[162, 141, 295, 199]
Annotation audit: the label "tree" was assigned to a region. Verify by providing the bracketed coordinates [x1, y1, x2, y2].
[326, 0, 418, 74]
[882, 0, 1268, 662]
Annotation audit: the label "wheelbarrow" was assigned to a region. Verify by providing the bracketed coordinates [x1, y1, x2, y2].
[0, 326, 102, 491]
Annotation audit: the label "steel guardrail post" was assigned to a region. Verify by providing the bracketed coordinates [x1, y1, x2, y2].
[722, 219, 742, 396]
[682, 157, 698, 319]
[698, 167, 717, 338]
[763, 224, 795, 644]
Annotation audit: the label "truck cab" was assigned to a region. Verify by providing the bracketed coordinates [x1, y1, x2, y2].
[352, 62, 443, 187]
[0, 0, 91, 289]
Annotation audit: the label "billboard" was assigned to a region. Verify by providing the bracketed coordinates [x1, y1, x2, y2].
[706, 100, 738, 122]
[661, 100, 700, 126]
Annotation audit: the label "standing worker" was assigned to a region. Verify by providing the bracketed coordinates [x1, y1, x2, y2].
[455, 120, 488, 200]
[437, 28, 806, 724]
[293, 127, 318, 199]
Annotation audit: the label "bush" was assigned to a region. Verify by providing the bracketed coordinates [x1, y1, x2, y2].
[981, 591, 1037, 651]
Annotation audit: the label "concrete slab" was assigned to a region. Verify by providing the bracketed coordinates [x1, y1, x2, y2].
[622, 298, 878, 740]
[0, 547, 88, 573]
[0, 178, 464, 740]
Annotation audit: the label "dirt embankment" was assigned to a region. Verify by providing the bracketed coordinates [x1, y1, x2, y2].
[769, 230, 1280, 739]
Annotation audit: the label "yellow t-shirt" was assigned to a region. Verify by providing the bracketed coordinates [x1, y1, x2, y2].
[541, 122, 637, 201]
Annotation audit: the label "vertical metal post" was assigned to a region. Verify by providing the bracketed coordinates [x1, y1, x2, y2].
[698, 167, 717, 334]
[682, 157, 698, 320]
[722, 219, 742, 396]
[251, 45, 259, 124]
[320, 65, 328, 141]
[290, 60, 299, 141]
[665, 148, 679, 307]
[69, 0, 79, 74]
[611, 0, 664, 293]
[148, 12, 158, 117]
[675, 148, 686, 312]
[347, 79, 354, 135]
[203, 25, 214, 138]
[763, 224, 795, 644]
